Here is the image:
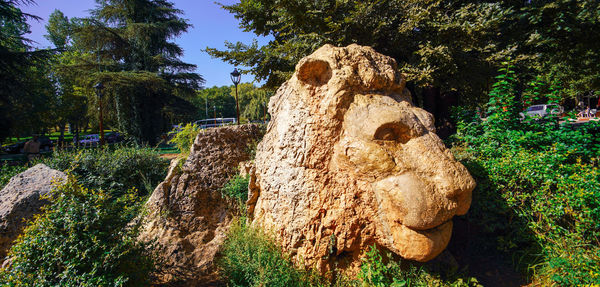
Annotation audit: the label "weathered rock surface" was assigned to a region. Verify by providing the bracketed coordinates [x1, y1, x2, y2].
[0, 164, 66, 260]
[249, 44, 476, 274]
[140, 124, 263, 285]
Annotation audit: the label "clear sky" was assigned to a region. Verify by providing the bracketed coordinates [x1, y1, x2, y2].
[17, 0, 271, 88]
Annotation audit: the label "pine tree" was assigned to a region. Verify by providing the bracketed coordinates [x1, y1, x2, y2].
[69, 0, 204, 144]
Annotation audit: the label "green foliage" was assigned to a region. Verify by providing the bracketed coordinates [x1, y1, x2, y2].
[194, 84, 272, 122]
[452, 67, 600, 285]
[485, 60, 520, 127]
[209, 0, 516, 103]
[520, 0, 600, 96]
[0, 165, 26, 189]
[358, 246, 480, 287]
[0, 176, 154, 286]
[220, 175, 250, 211]
[211, 0, 600, 106]
[358, 246, 406, 287]
[0, 1, 54, 141]
[235, 83, 272, 122]
[47, 0, 205, 145]
[38, 146, 168, 196]
[45, 10, 71, 49]
[220, 220, 480, 287]
[219, 219, 325, 287]
[168, 123, 200, 156]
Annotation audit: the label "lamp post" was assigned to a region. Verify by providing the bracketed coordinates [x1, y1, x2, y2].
[263, 101, 267, 123]
[94, 82, 105, 146]
[213, 105, 217, 126]
[230, 68, 241, 125]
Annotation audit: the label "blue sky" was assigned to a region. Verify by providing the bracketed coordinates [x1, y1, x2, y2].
[18, 0, 271, 87]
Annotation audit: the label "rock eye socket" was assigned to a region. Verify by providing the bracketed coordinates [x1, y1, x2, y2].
[375, 128, 398, 141]
[374, 123, 411, 144]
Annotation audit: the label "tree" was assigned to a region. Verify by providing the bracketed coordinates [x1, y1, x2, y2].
[206, 0, 518, 128]
[64, 0, 204, 144]
[194, 84, 273, 123]
[234, 83, 272, 122]
[195, 86, 235, 119]
[45, 9, 71, 50]
[518, 0, 600, 97]
[208, 0, 600, 128]
[0, 0, 52, 142]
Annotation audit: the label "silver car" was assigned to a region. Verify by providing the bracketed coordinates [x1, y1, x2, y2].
[520, 104, 563, 119]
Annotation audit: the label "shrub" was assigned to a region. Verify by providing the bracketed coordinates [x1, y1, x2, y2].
[220, 220, 478, 287]
[168, 123, 200, 157]
[451, 63, 600, 285]
[0, 165, 26, 189]
[37, 146, 168, 196]
[219, 219, 325, 287]
[358, 246, 480, 287]
[0, 176, 154, 286]
[221, 174, 250, 211]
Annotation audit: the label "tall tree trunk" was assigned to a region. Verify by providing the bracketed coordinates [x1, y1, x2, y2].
[58, 123, 66, 148]
[422, 85, 441, 121]
[421, 86, 460, 139]
[74, 123, 80, 147]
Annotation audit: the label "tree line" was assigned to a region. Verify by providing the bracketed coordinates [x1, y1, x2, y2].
[3, 0, 598, 144]
[0, 0, 271, 146]
[207, 0, 600, 131]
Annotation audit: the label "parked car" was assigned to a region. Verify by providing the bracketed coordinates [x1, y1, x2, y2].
[77, 134, 100, 146]
[519, 104, 564, 119]
[194, 118, 237, 129]
[2, 136, 53, 154]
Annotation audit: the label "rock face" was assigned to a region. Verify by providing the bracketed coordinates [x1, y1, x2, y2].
[249, 44, 476, 273]
[0, 164, 66, 260]
[140, 124, 263, 285]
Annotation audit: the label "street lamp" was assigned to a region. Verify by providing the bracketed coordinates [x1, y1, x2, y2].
[94, 82, 105, 146]
[213, 105, 217, 126]
[263, 101, 267, 123]
[230, 68, 241, 125]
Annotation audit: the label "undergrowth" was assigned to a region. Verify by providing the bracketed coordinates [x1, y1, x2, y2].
[35, 146, 168, 197]
[0, 175, 154, 286]
[220, 218, 481, 287]
[221, 174, 250, 213]
[168, 123, 200, 158]
[450, 61, 600, 285]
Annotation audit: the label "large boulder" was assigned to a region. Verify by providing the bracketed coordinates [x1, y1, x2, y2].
[0, 164, 66, 260]
[140, 124, 263, 285]
[248, 44, 476, 274]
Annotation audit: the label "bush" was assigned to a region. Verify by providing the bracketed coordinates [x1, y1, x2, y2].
[219, 219, 325, 287]
[0, 176, 154, 286]
[0, 165, 26, 189]
[220, 220, 478, 287]
[221, 174, 250, 211]
[37, 146, 168, 196]
[451, 63, 600, 285]
[168, 123, 200, 157]
[358, 246, 480, 287]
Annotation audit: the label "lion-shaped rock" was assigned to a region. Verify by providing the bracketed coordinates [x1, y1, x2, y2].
[248, 44, 475, 273]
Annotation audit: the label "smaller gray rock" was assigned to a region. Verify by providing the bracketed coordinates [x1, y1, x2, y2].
[0, 164, 66, 260]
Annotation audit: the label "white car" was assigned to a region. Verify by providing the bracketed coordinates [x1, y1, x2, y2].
[520, 104, 563, 119]
[194, 118, 237, 129]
